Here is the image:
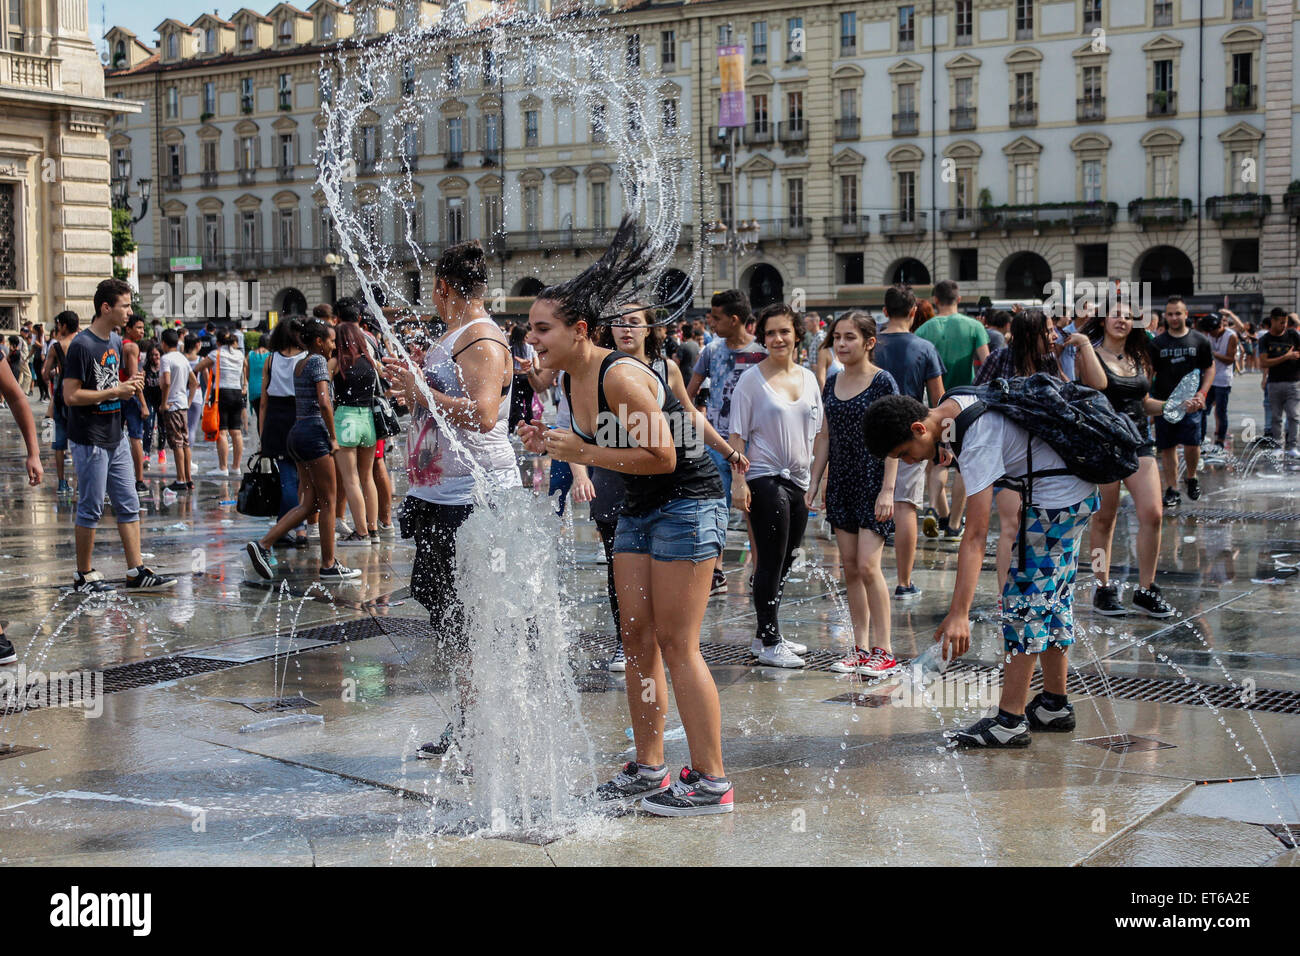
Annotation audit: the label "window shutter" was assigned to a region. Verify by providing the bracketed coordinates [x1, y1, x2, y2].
[255, 135, 262, 168]
[437, 198, 446, 241]
[180, 144, 188, 174]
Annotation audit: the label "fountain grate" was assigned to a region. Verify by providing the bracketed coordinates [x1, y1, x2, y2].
[1185, 508, 1300, 522]
[1075, 734, 1176, 753]
[1265, 824, 1300, 849]
[0, 743, 46, 760]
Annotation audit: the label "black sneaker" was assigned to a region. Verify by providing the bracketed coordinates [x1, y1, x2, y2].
[1162, 486, 1181, 509]
[1133, 583, 1176, 618]
[134, 480, 149, 493]
[640, 767, 734, 816]
[245, 541, 275, 580]
[167, 481, 187, 493]
[948, 714, 1031, 748]
[894, 584, 922, 600]
[0, 632, 16, 665]
[941, 522, 965, 540]
[319, 562, 361, 581]
[594, 761, 670, 802]
[71, 570, 116, 594]
[709, 569, 728, 595]
[1185, 477, 1201, 501]
[185, 481, 194, 491]
[1092, 583, 1127, 616]
[1026, 693, 1076, 731]
[415, 723, 455, 760]
[125, 567, 177, 592]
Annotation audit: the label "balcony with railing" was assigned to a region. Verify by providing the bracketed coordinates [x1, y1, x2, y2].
[1076, 96, 1105, 122]
[1206, 194, 1271, 223]
[480, 147, 501, 167]
[879, 212, 927, 237]
[835, 117, 860, 140]
[777, 120, 807, 146]
[238, 168, 256, 185]
[1148, 91, 1177, 117]
[1226, 84, 1256, 111]
[708, 125, 740, 149]
[981, 202, 1118, 231]
[358, 157, 378, 175]
[892, 111, 918, 136]
[823, 215, 870, 240]
[1285, 191, 1300, 219]
[747, 122, 773, 145]
[939, 209, 981, 233]
[1010, 101, 1037, 127]
[1127, 197, 1193, 229]
[756, 218, 812, 241]
[164, 174, 183, 191]
[950, 106, 976, 131]
[0, 50, 56, 89]
[444, 149, 463, 168]
[276, 165, 294, 182]
[201, 171, 219, 188]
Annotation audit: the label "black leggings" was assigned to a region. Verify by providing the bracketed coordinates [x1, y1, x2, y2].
[401, 497, 474, 647]
[596, 519, 621, 650]
[749, 475, 809, 646]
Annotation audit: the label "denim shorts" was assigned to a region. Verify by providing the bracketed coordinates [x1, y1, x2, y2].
[52, 413, 67, 451]
[286, 417, 333, 463]
[122, 399, 145, 440]
[613, 496, 727, 563]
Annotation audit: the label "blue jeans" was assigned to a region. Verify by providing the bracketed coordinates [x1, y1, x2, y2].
[1206, 385, 1231, 445]
[277, 457, 300, 521]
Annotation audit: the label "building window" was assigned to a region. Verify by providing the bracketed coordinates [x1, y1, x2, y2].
[786, 17, 802, 61]
[167, 33, 178, 59]
[591, 102, 606, 143]
[954, 248, 978, 282]
[840, 175, 857, 219]
[659, 30, 676, 69]
[1079, 243, 1107, 276]
[955, 166, 973, 214]
[899, 6, 915, 51]
[1014, 162, 1036, 204]
[167, 144, 182, 183]
[1083, 159, 1102, 202]
[592, 182, 607, 229]
[1016, 0, 1034, 39]
[239, 135, 256, 170]
[204, 27, 215, 53]
[447, 54, 461, 89]
[1154, 59, 1173, 93]
[752, 21, 767, 62]
[320, 70, 333, 105]
[1225, 238, 1258, 272]
[717, 181, 732, 226]
[241, 211, 258, 250]
[240, 24, 253, 51]
[241, 77, 254, 113]
[840, 12, 856, 55]
[167, 216, 183, 254]
[898, 170, 916, 219]
[202, 141, 216, 174]
[661, 98, 678, 133]
[202, 82, 215, 116]
[484, 194, 502, 236]
[113, 147, 131, 181]
[788, 178, 803, 225]
[482, 48, 499, 86]
[1152, 153, 1175, 197]
[523, 186, 539, 232]
[626, 33, 640, 71]
[955, 0, 973, 44]
[838, 253, 865, 285]
[1232, 0, 1252, 19]
[1153, 1, 1173, 27]
[278, 209, 296, 251]
[525, 110, 538, 147]
[753, 94, 769, 131]
[166, 86, 178, 119]
[787, 90, 804, 129]
[322, 14, 334, 39]
[203, 215, 220, 255]
[447, 198, 464, 244]
[524, 48, 538, 84]
[1083, 0, 1102, 29]
[278, 133, 294, 170]
[278, 18, 292, 45]
[278, 73, 292, 109]
[447, 117, 464, 159]
[482, 113, 500, 152]
[840, 88, 857, 121]
[403, 63, 416, 97]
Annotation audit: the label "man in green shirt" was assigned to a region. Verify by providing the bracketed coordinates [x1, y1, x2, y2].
[915, 280, 990, 537]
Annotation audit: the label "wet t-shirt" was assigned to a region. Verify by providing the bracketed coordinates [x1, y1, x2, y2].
[1151, 329, 1213, 400]
[64, 328, 124, 448]
[692, 337, 766, 435]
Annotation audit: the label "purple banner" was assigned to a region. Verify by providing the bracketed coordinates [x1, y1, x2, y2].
[718, 45, 746, 128]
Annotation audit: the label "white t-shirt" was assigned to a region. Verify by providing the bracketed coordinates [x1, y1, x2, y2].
[728, 364, 823, 490]
[161, 351, 192, 410]
[952, 394, 1095, 508]
[217, 345, 245, 389]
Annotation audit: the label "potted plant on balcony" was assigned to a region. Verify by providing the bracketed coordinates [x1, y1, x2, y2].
[1153, 90, 1169, 110]
[1230, 83, 1250, 107]
[1285, 180, 1300, 217]
[200, 111, 214, 123]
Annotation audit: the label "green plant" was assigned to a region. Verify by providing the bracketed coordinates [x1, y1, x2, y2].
[1153, 90, 1169, 107]
[111, 206, 136, 257]
[1286, 180, 1300, 195]
[200, 111, 214, 122]
[243, 330, 262, 351]
[1231, 83, 1249, 104]
[978, 187, 993, 208]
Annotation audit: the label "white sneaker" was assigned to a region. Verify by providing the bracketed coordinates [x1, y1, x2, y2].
[1287, 448, 1300, 460]
[206, 467, 229, 476]
[749, 636, 807, 657]
[755, 642, 806, 668]
[607, 648, 626, 672]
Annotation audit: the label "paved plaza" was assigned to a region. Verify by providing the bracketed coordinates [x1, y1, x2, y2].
[0, 382, 1298, 867]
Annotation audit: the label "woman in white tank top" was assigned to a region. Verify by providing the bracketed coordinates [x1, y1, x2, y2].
[381, 240, 515, 761]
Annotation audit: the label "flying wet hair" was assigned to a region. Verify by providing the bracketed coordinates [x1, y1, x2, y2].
[537, 215, 660, 334]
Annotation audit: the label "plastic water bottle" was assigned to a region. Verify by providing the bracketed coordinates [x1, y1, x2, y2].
[911, 641, 951, 681]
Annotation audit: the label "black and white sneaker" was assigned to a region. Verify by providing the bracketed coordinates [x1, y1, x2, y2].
[319, 562, 361, 581]
[1185, 477, 1201, 501]
[607, 648, 626, 672]
[941, 522, 965, 540]
[0, 632, 16, 665]
[594, 761, 670, 802]
[1026, 693, 1076, 731]
[948, 714, 1031, 748]
[1133, 584, 1176, 618]
[167, 480, 188, 493]
[1162, 486, 1181, 509]
[640, 767, 734, 816]
[708, 570, 728, 595]
[1092, 583, 1127, 616]
[415, 723, 455, 759]
[125, 567, 177, 592]
[245, 541, 275, 580]
[71, 570, 116, 594]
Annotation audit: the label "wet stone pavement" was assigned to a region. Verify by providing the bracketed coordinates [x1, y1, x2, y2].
[0, 382, 1298, 866]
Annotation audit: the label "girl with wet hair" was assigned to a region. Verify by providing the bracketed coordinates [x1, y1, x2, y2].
[519, 216, 735, 817]
[380, 238, 515, 760]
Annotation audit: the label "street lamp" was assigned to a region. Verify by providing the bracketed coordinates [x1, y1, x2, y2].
[113, 177, 152, 226]
[706, 218, 760, 283]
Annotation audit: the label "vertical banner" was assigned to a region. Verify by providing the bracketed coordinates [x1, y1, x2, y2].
[717, 45, 746, 128]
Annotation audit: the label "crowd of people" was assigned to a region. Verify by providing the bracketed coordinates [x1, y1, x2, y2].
[3, 238, 1299, 818]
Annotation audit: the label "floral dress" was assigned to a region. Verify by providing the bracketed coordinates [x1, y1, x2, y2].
[824, 369, 898, 537]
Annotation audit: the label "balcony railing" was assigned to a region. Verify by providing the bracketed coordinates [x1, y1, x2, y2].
[981, 202, 1119, 231]
[1206, 194, 1271, 223]
[358, 157, 378, 175]
[276, 165, 294, 182]
[1076, 96, 1105, 122]
[505, 227, 620, 252]
[840, 40, 856, 56]
[0, 50, 55, 88]
[939, 209, 981, 232]
[164, 174, 183, 191]
[708, 125, 740, 149]
[1010, 102, 1037, 127]
[823, 215, 870, 239]
[950, 106, 976, 130]
[201, 171, 219, 187]
[892, 111, 918, 136]
[879, 212, 927, 237]
[756, 218, 811, 241]
[238, 168, 256, 185]
[138, 247, 342, 277]
[1285, 192, 1300, 219]
[835, 117, 860, 140]
[1226, 84, 1256, 111]
[777, 120, 807, 145]
[1148, 91, 1177, 116]
[445, 150, 463, 168]
[398, 154, 419, 172]
[1127, 197, 1193, 228]
[747, 122, 773, 145]
[480, 147, 501, 167]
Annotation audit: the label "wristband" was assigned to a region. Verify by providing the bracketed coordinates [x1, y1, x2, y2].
[726, 449, 739, 463]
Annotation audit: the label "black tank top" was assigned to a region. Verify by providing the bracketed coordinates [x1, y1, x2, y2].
[564, 351, 723, 517]
[1098, 354, 1152, 436]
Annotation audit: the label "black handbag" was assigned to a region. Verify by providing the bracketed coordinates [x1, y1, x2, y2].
[370, 358, 402, 439]
[237, 453, 281, 517]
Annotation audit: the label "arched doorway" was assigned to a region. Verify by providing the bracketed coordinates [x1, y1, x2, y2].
[999, 251, 1053, 299]
[1135, 245, 1194, 299]
[511, 277, 545, 297]
[887, 258, 930, 286]
[742, 263, 784, 311]
[275, 287, 308, 317]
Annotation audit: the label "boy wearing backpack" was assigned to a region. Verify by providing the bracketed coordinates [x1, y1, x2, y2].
[865, 375, 1140, 748]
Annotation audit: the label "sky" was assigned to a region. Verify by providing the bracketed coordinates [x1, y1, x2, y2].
[92, 0, 239, 52]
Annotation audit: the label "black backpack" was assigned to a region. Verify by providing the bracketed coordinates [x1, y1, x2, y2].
[944, 373, 1143, 568]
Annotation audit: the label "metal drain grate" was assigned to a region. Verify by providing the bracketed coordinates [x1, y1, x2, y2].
[1265, 824, 1300, 849]
[0, 744, 46, 761]
[1076, 734, 1175, 753]
[226, 696, 319, 713]
[1186, 509, 1300, 522]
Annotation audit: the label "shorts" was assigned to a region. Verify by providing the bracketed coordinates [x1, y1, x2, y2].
[335, 404, 376, 448]
[70, 437, 140, 528]
[706, 446, 733, 510]
[122, 399, 145, 441]
[218, 388, 245, 430]
[893, 459, 925, 508]
[613, 496, 727, 563]
[286, 417, 333, 463]
[163, 408, 190, 448]
[52, 413, 67, 451]
[1001, 494, 1098, 655]
[1154, 411, 1202, 450]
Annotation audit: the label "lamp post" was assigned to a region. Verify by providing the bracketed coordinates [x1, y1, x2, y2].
[706, 216, 760, 288]
[112, 177, 152, 227]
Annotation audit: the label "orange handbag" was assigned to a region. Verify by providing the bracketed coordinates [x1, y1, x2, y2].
[202, 351, 220, 441]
